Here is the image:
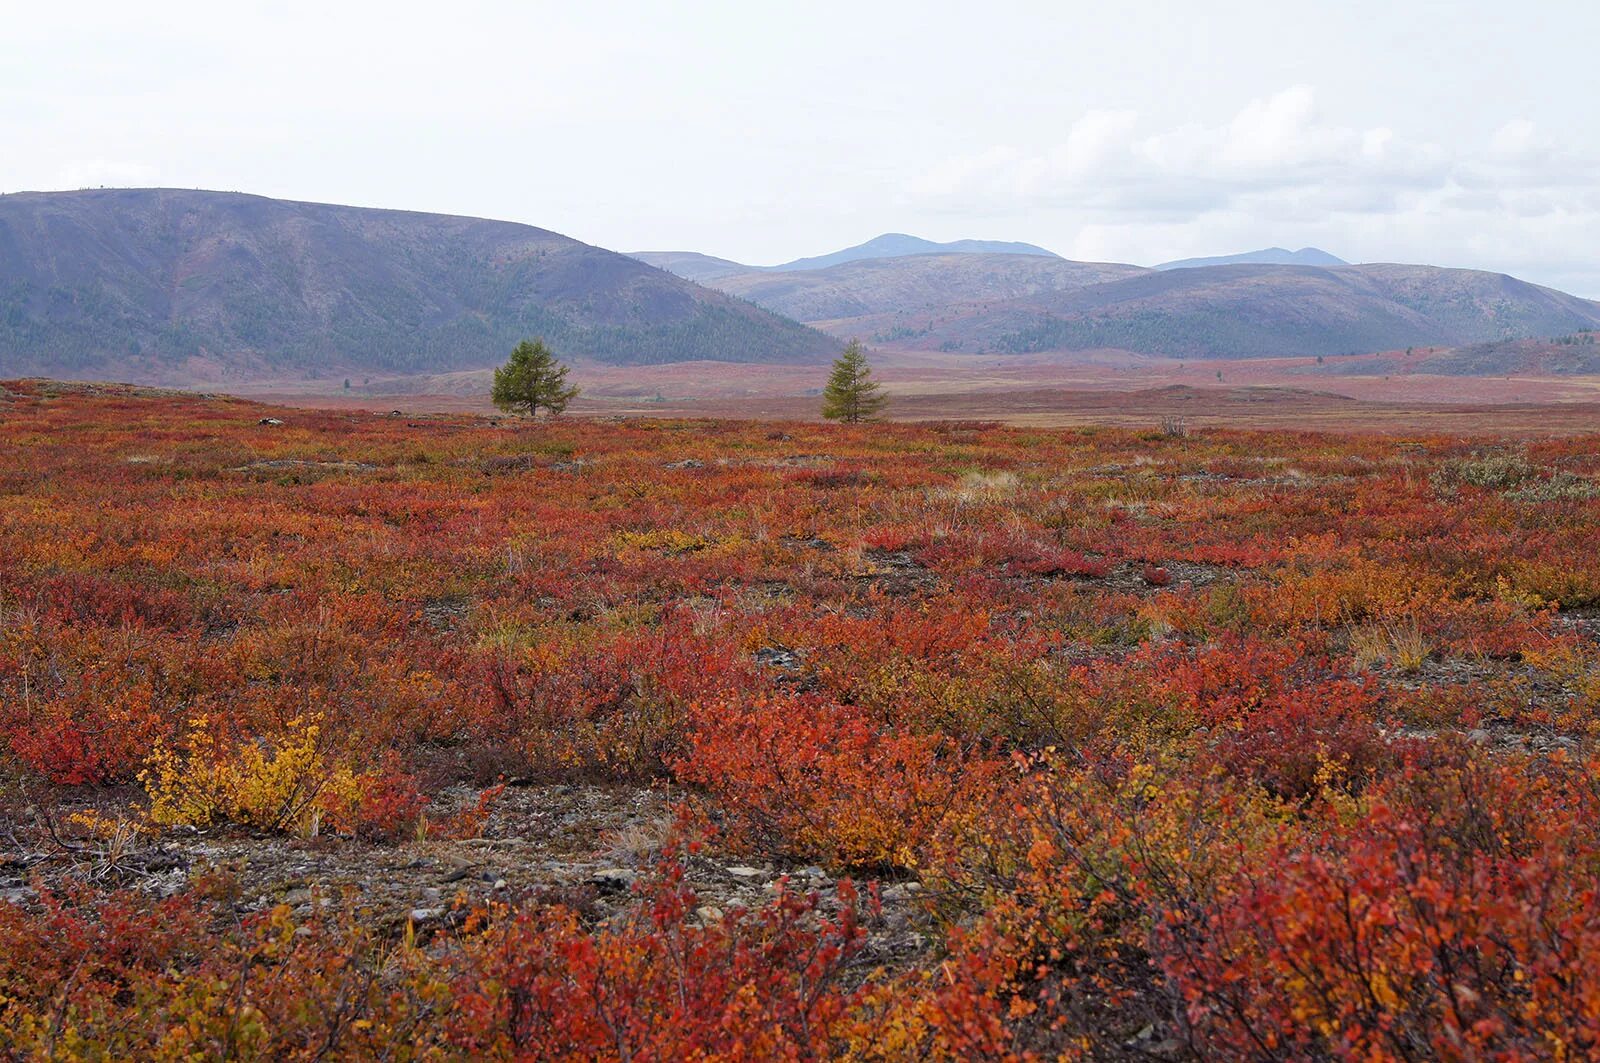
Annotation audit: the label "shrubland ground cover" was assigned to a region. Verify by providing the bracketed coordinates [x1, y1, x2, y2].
[2, 378, 1599, 1059]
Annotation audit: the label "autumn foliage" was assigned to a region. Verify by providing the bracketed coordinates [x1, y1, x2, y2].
[3, 379, 1600, 1058]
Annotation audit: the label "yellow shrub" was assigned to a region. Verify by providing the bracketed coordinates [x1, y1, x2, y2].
[1349, 619, 1432, 673]
[141, 715, 359, 835]
[612, 528, 725, 554]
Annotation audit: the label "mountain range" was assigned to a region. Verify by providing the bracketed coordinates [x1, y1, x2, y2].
[646, 240, 1600, 361]
[3, 190, 1598, 384]
[0, 188, 833, 382]
[630, 233, 1060, 282]
[896, 263, 1600, 359]
[710, 253, 1147, 324]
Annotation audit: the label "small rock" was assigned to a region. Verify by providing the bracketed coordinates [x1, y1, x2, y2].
[696, 906, 724, 923]
[591, 868, 638, 892]
[441, 863, 477, 883]
[409, 907, 443, 923]
[493, 879, 508, 890]
[726, 866, 765, 880]
[1467, 728, 1491, 745]
[754, 647, 801, 670]
[882, 882, 923, 902]
[282, 888, 312, 905]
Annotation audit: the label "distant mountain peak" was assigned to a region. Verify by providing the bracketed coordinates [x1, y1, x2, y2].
[1156, 247, 1347, 270]
[634, 234, 1064, 283]
[771, 234, 1061, 272]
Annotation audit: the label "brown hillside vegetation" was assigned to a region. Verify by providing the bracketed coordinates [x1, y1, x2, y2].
[0, 189, 833, 382]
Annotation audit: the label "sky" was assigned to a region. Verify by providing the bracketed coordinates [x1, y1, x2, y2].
[5, 0, 1599, 295]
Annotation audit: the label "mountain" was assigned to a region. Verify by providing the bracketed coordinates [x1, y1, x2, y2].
[772, 233, 1060, 272]
[627, 250, 752, 284]
[711, 252, 1148, 326]
[632, 233, 1062, 283]
[1156, 247, 1347, 270]
[0, 188, 834, 383]
[900, 263, 1600, 359]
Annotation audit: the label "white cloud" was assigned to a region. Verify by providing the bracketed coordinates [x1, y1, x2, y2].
[901, 88, 1600, 295]
[908, 87, 1459, 217]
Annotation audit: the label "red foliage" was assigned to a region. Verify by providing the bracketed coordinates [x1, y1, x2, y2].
[1141, 564, 1171, 586]
[444, 860, 874, 1059]
[3, 387, 1599, 1056]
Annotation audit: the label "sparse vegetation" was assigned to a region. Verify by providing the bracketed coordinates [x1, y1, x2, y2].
[4, 382, 1600, 1058]
[0, 190, 836, 379]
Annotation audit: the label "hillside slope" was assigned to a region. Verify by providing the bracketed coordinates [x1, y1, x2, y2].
[627, 250, 753, 283]
[907, 263, 1600, 358]
[771, 233, 1059, 272]
[0, 189, 835, 382]
[1312, 332, 1600, 377]
[1157, 246, 1347, 270]
[711, 252, 1150, 324]
[633, 233, 1062, 283]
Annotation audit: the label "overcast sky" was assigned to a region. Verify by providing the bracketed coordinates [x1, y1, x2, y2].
[5, 1, 1598, 294]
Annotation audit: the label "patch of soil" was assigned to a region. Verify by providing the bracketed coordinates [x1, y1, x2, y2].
[857, 548, 940, 596]
[1101, 559, 1240, 593]
[0, 784, 931, 961]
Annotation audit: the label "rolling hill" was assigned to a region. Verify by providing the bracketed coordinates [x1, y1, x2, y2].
[896, 263, 1600, 359]
[631, 232, 1060, 282]
[1310, 331, 1600, 377]
[1156, 246, 1347, 270]
[623, 250, 754, 284]
[768, 233, 1060, 272]
[661, 243, 1600, 364]
[710, 252, 1148, 325]
[0, 189, 835, 383]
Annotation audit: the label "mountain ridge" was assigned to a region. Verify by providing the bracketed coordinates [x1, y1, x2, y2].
[771, 233, 1060, 272]
[645, 240, 1600, 362]
[631, 232, 1061, 281]
[711, 252, 1148, 324]
[901, 262, 1600, 359]
[1156, 246, 1348, 270]
[0, 188, 835, 383]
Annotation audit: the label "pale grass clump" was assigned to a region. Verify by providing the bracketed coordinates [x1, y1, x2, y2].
[140, 715, 359, 835]
[950, 469, 1020, 503]
[604, 815, 676, 865]
[1349, 620, 1433, 674]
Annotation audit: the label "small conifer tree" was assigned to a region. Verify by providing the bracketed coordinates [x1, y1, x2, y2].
[820, 340, 888, 423]
[491, 338, 580, 417]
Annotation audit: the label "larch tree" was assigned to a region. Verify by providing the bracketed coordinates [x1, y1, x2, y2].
[491, 338, 580, 417]
[820, 340, 888, 423]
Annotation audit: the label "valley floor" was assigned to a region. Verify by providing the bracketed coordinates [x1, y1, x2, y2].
[226, 349, 1600, 434]
[3, 378, 1600, 1058]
